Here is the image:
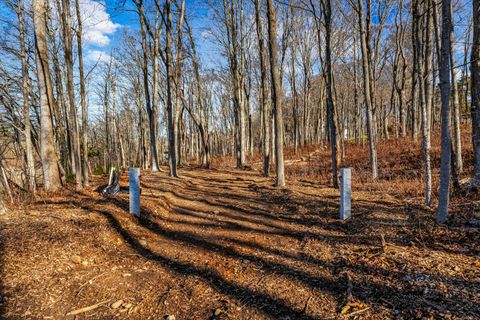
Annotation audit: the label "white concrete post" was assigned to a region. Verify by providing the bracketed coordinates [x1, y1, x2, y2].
[129, 168, 140, 217]
[340, 167, 351, 220]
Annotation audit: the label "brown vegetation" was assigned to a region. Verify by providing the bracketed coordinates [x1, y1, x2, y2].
[0, 134, 478, 320]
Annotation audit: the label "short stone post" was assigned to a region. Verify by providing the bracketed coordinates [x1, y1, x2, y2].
[129, 168, 140, 217]
[340, 167, 351, 220]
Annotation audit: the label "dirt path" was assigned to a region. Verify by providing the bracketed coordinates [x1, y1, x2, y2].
[0, 168, 478, 319]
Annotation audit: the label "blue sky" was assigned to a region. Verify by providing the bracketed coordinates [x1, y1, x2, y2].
[84, 0, 219, 68]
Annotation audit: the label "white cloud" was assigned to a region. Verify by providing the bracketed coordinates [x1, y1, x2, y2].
[86, 50, 113, 63]
[78, 0, 120, 47]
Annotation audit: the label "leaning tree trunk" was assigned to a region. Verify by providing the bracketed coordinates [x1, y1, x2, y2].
[266, 0, 285, 187]
[437, 0, 453, 224]
[32, 0, 62, 191]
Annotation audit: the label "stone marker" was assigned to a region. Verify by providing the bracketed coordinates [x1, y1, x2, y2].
[129, 168, 140, 217]
[340, 167, 351, 220]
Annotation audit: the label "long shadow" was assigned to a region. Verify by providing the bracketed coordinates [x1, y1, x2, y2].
[142, 176, 470, 256]
[144, 180, 340, 229]
[73, 173, 480, 316]
[46, 195, 480, 306]
[86, 205, 322, 320]
[90, 196, 480, 317]
[37, 187, 480, 319]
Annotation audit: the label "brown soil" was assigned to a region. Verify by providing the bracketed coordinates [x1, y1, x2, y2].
[1, 166, 479, 320]
[1, 131, 479, 319]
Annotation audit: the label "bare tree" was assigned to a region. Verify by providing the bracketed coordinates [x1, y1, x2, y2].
[472, 0, 480, 183]
[355, 0, 378, 179]
[253, 0, 270, 177]
[321, 0, 338, 188]
[14, 0, 36, 193]
[32, 0, 62, 191]
[165, 0, 177, 177]
[134, 0, 160, 172]
[75, 0, 89, 186]
[59, 0, 82, 189]
[266, 0, 285, 186]
[437, 0, 453, 224]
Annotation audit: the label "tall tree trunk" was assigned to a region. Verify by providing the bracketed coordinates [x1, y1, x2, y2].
[266, 0, 285, 187]
[185, 18, 210, 168]
[322, 0, 338, 188]
[254, 0, 270, 176]
[356, 0, 378, 179]
[437, 0, 452, 224]
[152, 10, 161, 170]
[135, 0, 160, 172]
[17, 0, 36, 193]
[32, 0, 62, 191]
[449, 7, 463, 174]
[60, 0, 82, 189]
[421, 0, 433, 206]
[472, 0, 480, 182]
[165, 0, 177, 177]
[174, 0, 186, 166]
[74, 0, 89, 187]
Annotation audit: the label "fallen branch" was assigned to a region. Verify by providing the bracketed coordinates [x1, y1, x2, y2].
[345, 307, 370, 317]
[66, 299, 110, 316]
[380, 233, 386, 252]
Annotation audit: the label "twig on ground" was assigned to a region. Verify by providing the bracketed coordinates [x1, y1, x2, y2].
[345, 307, 370, 317]
[76, 270, 111, 297]
[302, 295, 312, 314]
[380, 233, 386, 252]
[65, 299, 110, 316]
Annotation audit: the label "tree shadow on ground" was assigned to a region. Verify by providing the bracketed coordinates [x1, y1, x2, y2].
[79, 202, 322, 320]
[29, 168, 478, 319]
[61, 182, 480, 319]
[140, 173, 478, 258]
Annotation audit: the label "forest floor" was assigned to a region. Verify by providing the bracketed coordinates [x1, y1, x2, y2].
[1, 133, 480, 320]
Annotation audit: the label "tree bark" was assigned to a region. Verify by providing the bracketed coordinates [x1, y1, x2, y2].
[185, 18, 210, 168]
[135, 0, 160, 172]
[418, 0, 433, 207]
[254, 0, 270, 177]
[75, 0, 89, 187]
[472, 0, 480, 182]
[322, 0, 338, 188]
[266, 0, 285, 187]
[356, 0, 378, 179]
[17, 0, 36, 193]
[60, 0, 82, 189]
[437, 0, 452, 224]
[32, 0, 62, 191]
[165, 0, 177, 177]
